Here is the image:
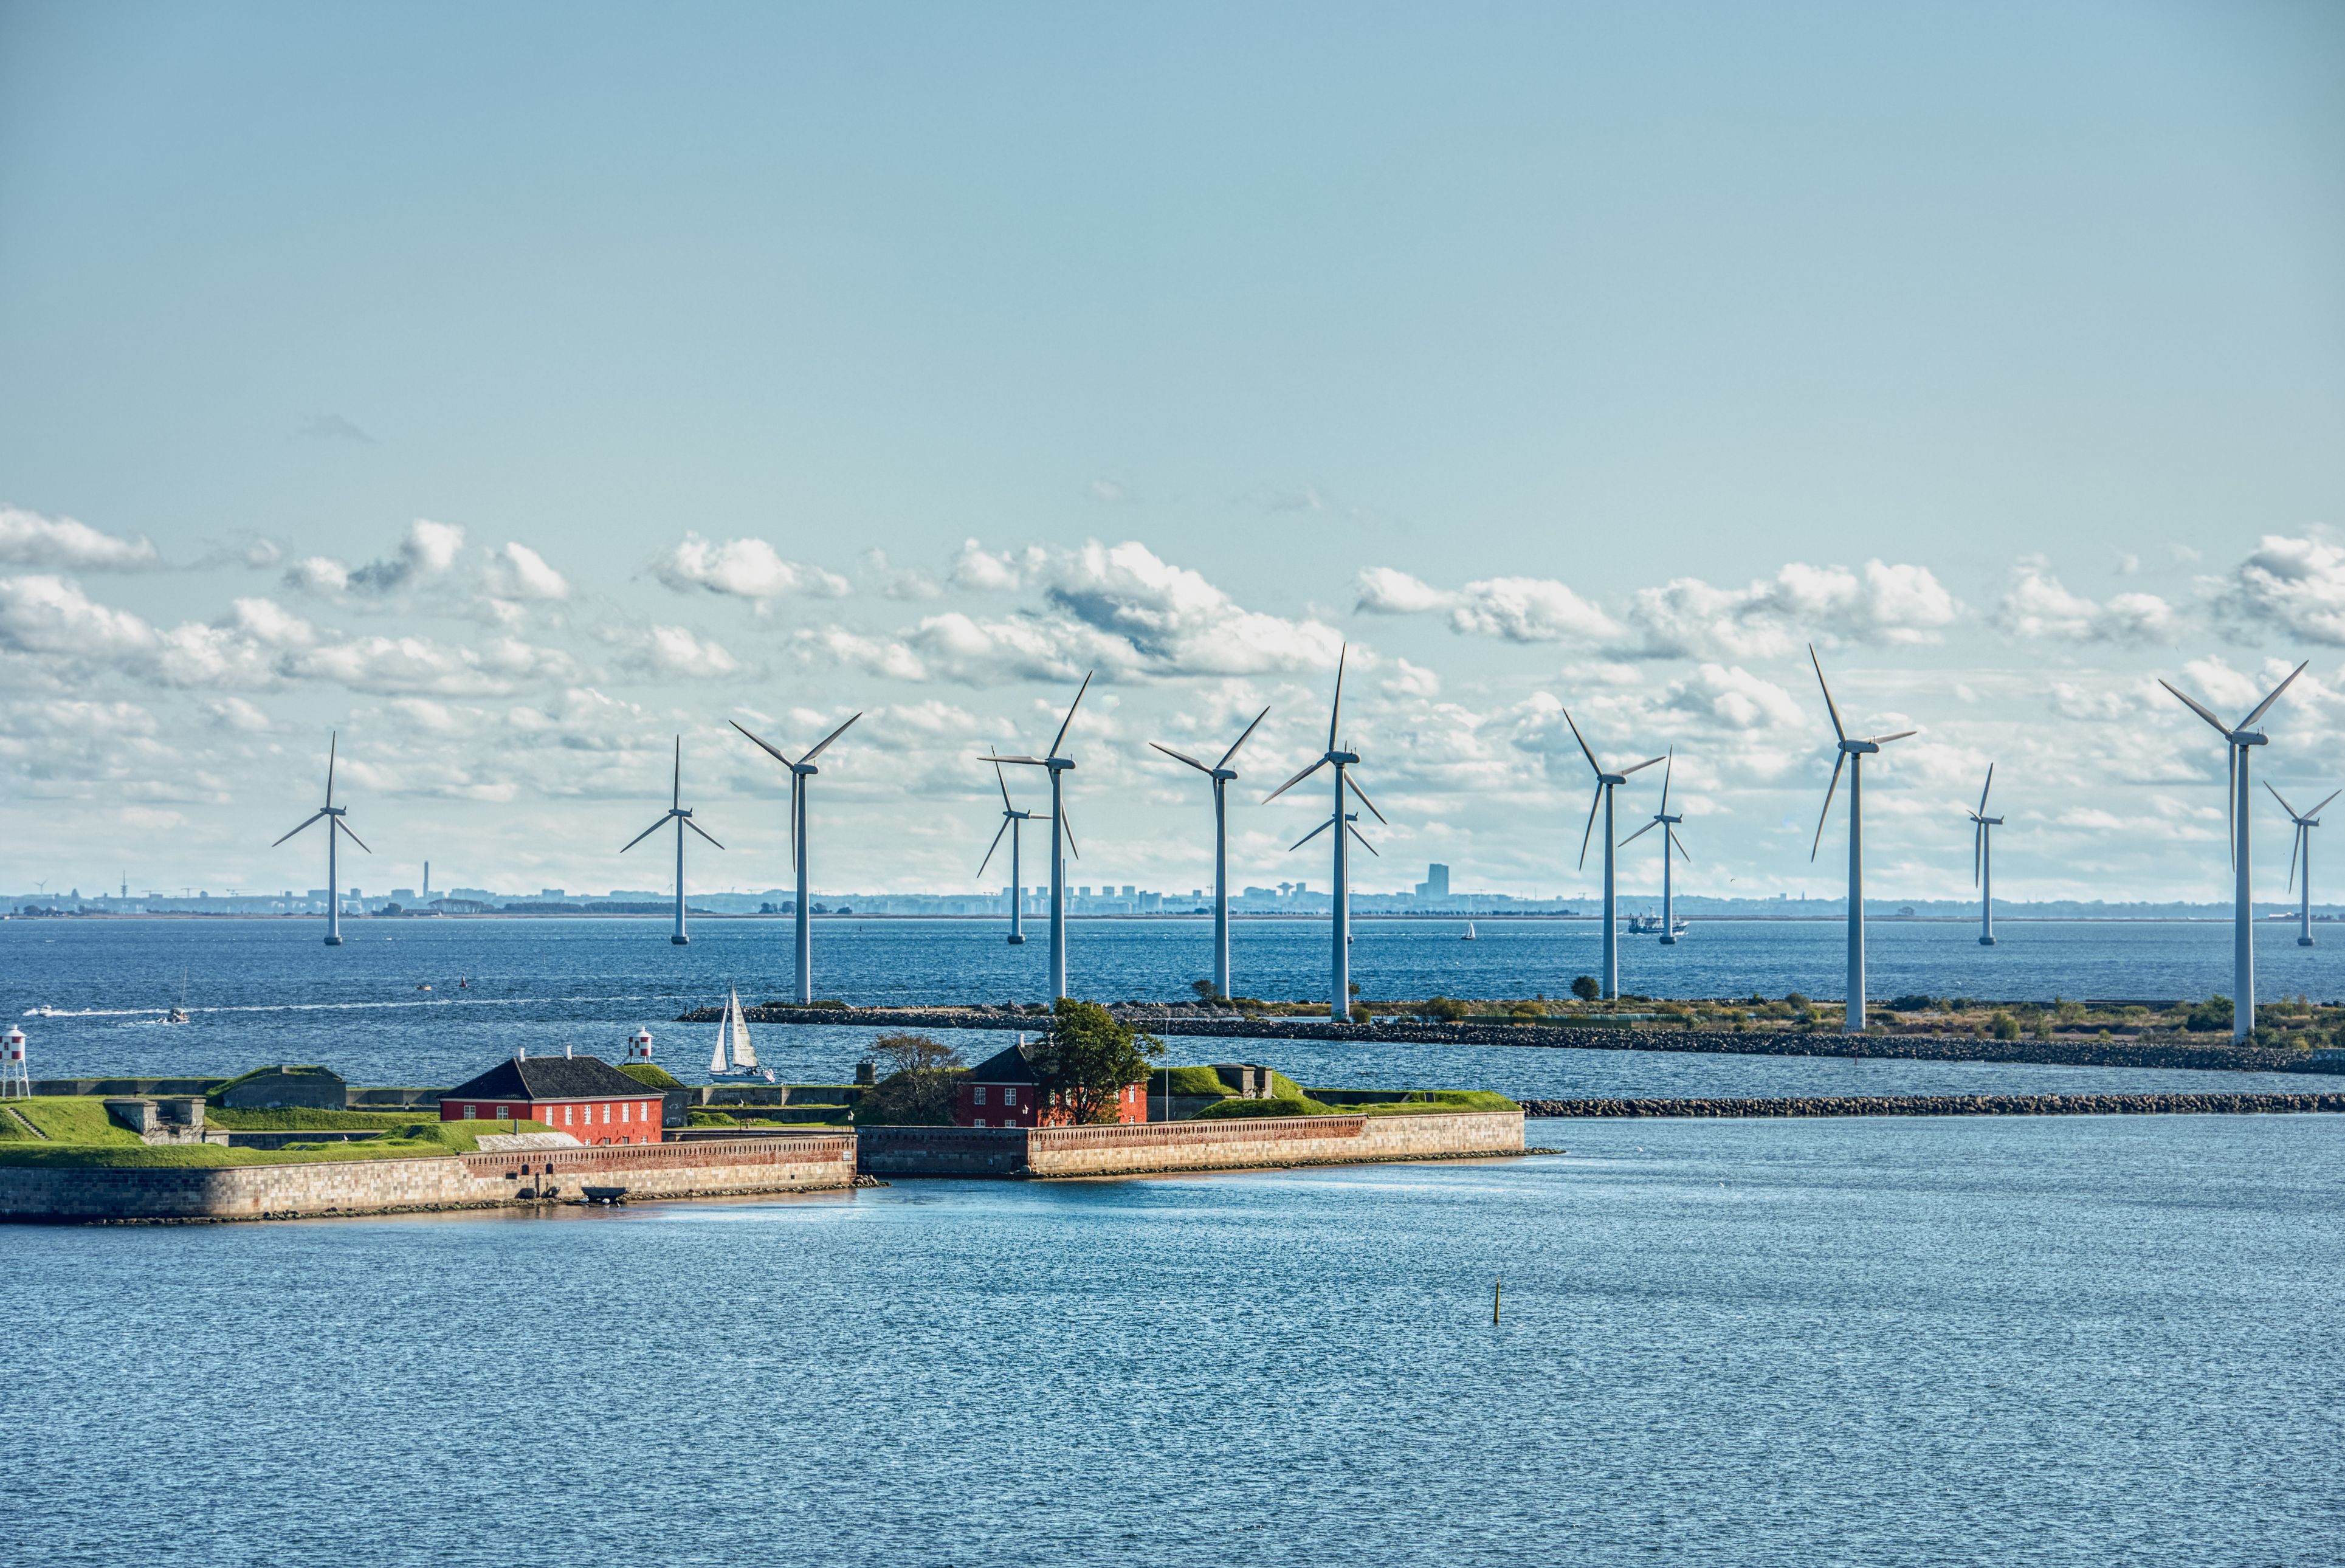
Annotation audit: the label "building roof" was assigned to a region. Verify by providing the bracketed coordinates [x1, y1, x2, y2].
[966, 1039, 1044, 1085]
[446, 1054, 658, 1102]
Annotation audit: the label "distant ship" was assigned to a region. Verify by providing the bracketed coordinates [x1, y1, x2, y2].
[708, 988, 768, 1080]
[1626, 912, 1663, 935]
[162, 969, 190, 1025]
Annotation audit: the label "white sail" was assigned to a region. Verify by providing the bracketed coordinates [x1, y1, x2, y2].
[729, 988, 757, 1069]
[709, 994, 729, 1075]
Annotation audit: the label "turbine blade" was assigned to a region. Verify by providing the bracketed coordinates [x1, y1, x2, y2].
[1151, 741, 1215, 775]
[2312, 789, 2342, 817]
[686, 817, 725, 850]
[2290, 822, 2301, 892]
[1810, 645, 1847, 743]
[1562, 707, 1602, 778]
[1974, 822, 1982, 887]
[2228, 744, 2237, 870]
[986, 753, 1047, 766]
[788, 771, 801, 867]
[1264, 756, 1329, 804]
[729, 718, 799, 770]
[1659, 749, 1673, 816]
[1289, 816, 1336, 853]
[1619, 754, 1666, 777]
[672, 737, 681, 810]
[621, 816, 670, 853]
[2160, 679, 2234, 738]
[1578, 785, 1602, 869]
[325, 731, 337, 808]
[1346, 822, 1380, 856]
[1217, 705, 1272, 771]
[1621, 817, 1661, 846]
[1668, 827, 1691, 864]
[1328, 645, 1346, 752]
[1058, 808, 1079, 861]
[334, 818, 371, 854]
[1049, 670, 1093, 759]
[1346, 772, 1388, 825]
[2239, 659, 2310, 731]
[272, 811, 328, 847]
[798, 711, 863, 765]
[1867, 730, 1918, 746]
[995, 760, 1015, 813]
[978, 816, 1012, 879]
[1978, 763, 1994, 816]
[2267, 780, 2301, 820]
[1811, 751, 1847, 862]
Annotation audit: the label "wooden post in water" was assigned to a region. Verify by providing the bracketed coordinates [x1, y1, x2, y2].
[1493, 1276, 1502, 1323]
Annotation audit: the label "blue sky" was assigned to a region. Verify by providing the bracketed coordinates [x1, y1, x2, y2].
[2, 1, 2342, 903]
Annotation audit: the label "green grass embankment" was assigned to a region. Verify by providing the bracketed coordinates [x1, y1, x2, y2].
[1190, 1087, 1521, 1120]
[0, 1103, 554, 1167]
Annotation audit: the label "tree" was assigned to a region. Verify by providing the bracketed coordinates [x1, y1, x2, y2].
[1190, 978, 1218, 1001]
[853, 1033, 966, 1125]
[1032, 999, 1163, 1124]
[1571, 975, 1601, 1002]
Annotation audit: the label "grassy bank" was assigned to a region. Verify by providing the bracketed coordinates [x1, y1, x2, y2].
[0, 1099, 548, 1167]
[1193, 1088, 1520, 1120]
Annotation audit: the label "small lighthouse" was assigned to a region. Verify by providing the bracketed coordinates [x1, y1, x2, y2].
[2, 1025, 29, 1099]
[626, 1026, 655, 1063]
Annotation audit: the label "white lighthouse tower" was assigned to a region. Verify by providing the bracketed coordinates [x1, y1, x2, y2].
[2, 1025, 29, 1099]
[625, 1026, 654, 1064]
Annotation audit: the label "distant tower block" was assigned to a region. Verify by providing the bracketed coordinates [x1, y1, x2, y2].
[626, 1026, 655, 1063]
[2, 1026, 29, 1099]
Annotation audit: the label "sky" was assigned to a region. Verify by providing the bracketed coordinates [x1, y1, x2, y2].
[2, 0, 2343, 904]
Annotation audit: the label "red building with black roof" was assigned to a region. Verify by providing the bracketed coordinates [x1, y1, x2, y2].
[440, 1052, 666, 1145]
[954, 1037, 1146, 1128]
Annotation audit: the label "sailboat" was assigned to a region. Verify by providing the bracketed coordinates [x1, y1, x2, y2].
[162, 969, 190, 1025]
[708, 988, 766, 1079]
[1461, 921, 1477, 941]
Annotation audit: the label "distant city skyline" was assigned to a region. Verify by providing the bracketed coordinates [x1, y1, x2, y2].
[2, 3, 2341, 904]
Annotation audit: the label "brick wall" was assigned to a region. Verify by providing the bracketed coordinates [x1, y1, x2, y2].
[857, 1112, 1524, 1178]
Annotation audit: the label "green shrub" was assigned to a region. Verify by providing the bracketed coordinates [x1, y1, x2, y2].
[1417, 995, 1470, 1022]
[2184, 996, 2234, 1034]
[1988, 1011, 2020, 1040]
[1570, 975, 1601, 1002]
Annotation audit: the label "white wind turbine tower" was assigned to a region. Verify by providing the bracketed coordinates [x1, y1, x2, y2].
[732, 712, 863, 1002]
[2267, 782, 2337, 949]
[272, 731, 370, 946]
[2161, 661, 2306, 1041]
[1968, 766, 2003, 947]
[977, 760, 1042, 946]
[988, 672, 1093, 1000]
[1809, 647, 1918, 1033]
[1152, 706, 1271, 1000]
[1265, 648, 1388, 1024]
[1563, 712, 1664, 997]
[622, 737, 723, 946]
[1620, 748, 1690, 947]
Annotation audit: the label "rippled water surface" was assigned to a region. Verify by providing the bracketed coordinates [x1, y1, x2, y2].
[5, 917, 2340, 1095]
[7, 1115, 2341, 1566]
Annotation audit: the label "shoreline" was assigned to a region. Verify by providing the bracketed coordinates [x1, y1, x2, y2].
[1520, 1092, 2345, 1118]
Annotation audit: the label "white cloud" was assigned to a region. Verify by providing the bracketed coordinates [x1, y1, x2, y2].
[1447, 577, 1621, 643]
[288, 519, 467, 598]
[1382, 658, 1441, 698]
[0, 574, 156, 656]
[2213, 534, 2345, 645]
[1353, 568, 1453, 616]
[207, 697, 270, 732]
[486, 542, 570, 602]
[948, 539, 1039, 592]
[284, 556, 350, 594]
[0, 506, 160, 571]
[283, 634, 575, 696]
[652, 534, 849, 606]
[1995, 565, 2177, 643]
[1622, 560, 1959, 658]
[633, 625, 742, 679]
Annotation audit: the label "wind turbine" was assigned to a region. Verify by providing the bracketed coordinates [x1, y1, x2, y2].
[731, 712, 861, 1002]
[272, 731, 369, 946]
[2267, 782, 2336, 949]
[1968, 766, 2003, 947]
[1563, 712, 1664, 996]
[1266, 648, 1386, 1024]
[1809, 647, 1918, 1033]
[1152, 705, 1271, 999]
[2161, 661, 2307, 1040]
[1620, 748, 1690, 947]
[622, 737, 723, 946]
[988, 672, 1092, 1000]
[977, 760, 1042, 946]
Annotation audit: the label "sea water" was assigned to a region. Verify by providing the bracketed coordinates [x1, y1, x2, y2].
[2, 916, 2333, 1095]
[4, 1114, 2340, 1566]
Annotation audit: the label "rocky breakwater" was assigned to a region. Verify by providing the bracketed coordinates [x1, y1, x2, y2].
[684, 1003, 2341, 1077]
[1518, 1092, 2345, 1119]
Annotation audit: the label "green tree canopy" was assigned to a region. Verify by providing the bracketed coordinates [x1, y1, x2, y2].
[853, 1033, 967, 1125]
[1033, 999, 1163, 1124]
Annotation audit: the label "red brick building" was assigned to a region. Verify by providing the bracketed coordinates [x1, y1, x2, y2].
[954, 1037, 1146, 1128]
[440, 1053, 666, 1145]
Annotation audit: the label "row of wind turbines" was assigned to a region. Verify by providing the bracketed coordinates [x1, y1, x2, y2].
[273, 644, 2329, 1043]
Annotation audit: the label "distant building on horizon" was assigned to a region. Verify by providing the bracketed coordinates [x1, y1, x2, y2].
[1415, 863, 1451, 900]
